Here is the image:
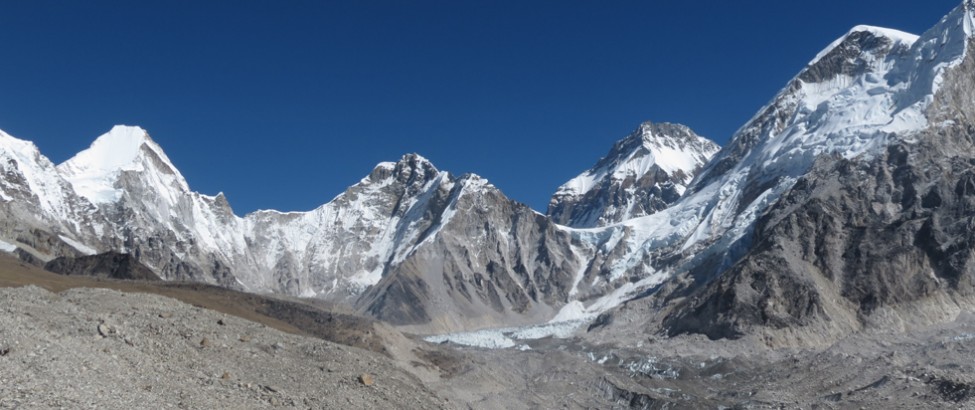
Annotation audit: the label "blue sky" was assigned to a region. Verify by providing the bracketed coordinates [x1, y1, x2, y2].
[0, 0, 961, 213]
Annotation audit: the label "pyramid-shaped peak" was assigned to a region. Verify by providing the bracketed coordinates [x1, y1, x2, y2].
[61, 125, 174, 173]
[58, 125, 189, 204]
[552, 120, 719, 209]
[631, 121, 719, 155]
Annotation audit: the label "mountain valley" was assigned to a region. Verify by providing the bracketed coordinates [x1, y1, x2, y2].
[4, 1, 975, 408]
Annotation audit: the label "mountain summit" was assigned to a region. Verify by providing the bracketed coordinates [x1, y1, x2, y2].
[59, 125, 189, 205]
[548, 122, 719, 228]
[0, 2, 973, 345]
[583, 0, 975, 345]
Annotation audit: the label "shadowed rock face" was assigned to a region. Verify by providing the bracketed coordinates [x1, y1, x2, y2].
[45, 252, 161, 281]
[588, 6, 975, 345]
[798, 30, 904, 84]
[0, 125, 592, 334]
[659, 23, 975, 340]
[239, 153, 454, 299]
[357, 175, 584, 333]
[5, 5, 975, 343]
[665, 123, 975, 339]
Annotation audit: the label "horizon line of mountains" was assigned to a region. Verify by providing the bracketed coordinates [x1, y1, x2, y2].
[3, 1, 975, 344]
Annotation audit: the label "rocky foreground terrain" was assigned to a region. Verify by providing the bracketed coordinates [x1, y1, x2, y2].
[0, 285, 446, 409]
[3, 253, 975, 409]
[6, 2, 975, 408]
[0, 257, 447, 409]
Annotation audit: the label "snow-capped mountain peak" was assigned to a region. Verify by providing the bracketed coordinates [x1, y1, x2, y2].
[548, 121, 719, 228]
[556, 122, 718, 199]
[542, 2, 975, 333]
[58, 125, 189, 204]
[1, 2, 973, 340]
[0, 129, 84, 219]
[808, 25, 918, 67]
[636, 122, 720, 178]
[368, 154, 440, 184]
[692, 4, 975, 197]
[579, 0, 975, 319]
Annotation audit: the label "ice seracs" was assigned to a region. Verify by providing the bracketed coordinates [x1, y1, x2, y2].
[682, 16, 960, 252]
[535, 1, 975, 333]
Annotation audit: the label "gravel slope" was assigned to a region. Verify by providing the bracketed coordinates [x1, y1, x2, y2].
[0, 285, 448, 409]
[4, 253, 975, 409]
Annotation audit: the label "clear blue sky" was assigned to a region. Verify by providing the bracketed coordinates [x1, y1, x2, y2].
[0, 0, 961, 214]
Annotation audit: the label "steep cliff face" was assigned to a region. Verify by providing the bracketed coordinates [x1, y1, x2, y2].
[0, 129, 110, 261]
[667, 2, 975, 337]
[548, 122, 719, 228]
[665, 123, 975, 340]
[2, 3, 973, 340]
[237, 154, 456, 299]
[57, 126, 247, 288]
[550, 24, 931, 330]
[589, 2, 975, 344]
[358, 175, 585, 332]
[0, 128, 591, 333]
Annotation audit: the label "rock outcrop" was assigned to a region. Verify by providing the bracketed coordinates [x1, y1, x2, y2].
[45, 252, 161, 281]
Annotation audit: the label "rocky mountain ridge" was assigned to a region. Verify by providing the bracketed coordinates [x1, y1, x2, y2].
[3, 2, 975, 344]
[0, 126, 607, 333]
[582, 0, 975, 346]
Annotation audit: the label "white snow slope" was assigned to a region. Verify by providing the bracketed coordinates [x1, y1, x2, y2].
[534, 1, 975, 330]
[556, 123, 719, 199]
[0, 2, 971, 344]
[549, 122, 721, 228]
